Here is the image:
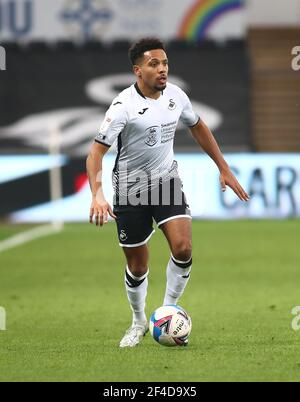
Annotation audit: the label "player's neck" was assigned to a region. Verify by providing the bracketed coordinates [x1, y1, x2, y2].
[137, 80, 161, 100]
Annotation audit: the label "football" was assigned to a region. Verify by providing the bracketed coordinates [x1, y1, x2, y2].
[149, 305, 192, 347]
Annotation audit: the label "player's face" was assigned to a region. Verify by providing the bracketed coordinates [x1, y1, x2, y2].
[137, 49, 169, 91]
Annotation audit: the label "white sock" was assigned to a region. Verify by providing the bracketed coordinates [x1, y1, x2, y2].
[125, 265, 148, 325]
[163, 255, 192, 306]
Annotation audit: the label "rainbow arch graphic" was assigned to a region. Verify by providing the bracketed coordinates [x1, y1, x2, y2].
[179, 0, 245, 41]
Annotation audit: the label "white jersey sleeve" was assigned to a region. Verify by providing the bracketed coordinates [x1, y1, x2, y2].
[178, 88, 200, 127]
[95, 100, 128, 147]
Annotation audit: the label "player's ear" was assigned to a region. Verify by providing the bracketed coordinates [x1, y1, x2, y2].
[133, 65, 142, 78]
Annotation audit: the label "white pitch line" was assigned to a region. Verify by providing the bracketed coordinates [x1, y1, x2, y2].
[0, 223, 63, 254]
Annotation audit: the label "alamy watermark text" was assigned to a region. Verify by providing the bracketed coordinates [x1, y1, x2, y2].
[291, 46, 300, 71]
[0, 46, 6, 71]
[291, 306, 300, 331]
[0, 307, 6, 330]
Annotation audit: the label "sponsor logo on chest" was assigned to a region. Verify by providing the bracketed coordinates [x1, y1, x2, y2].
[145, 126, 159, 147]
[144, 120, 178, 147]
[137, 100, 179, 146]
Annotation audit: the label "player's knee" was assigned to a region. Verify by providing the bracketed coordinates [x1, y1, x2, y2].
[127, 264, 148, 278]
[172, 240, 192, 262]
[125, 265, 148, 288]
[123, 248, 149, 276]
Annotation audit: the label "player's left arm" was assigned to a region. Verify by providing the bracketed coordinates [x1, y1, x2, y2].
[189, 120, 250, 202]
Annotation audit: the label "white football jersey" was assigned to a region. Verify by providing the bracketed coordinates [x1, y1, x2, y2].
[95, 82, 199, 196]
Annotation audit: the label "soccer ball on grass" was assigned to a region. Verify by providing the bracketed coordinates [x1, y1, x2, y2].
[149, 305, 192, 347]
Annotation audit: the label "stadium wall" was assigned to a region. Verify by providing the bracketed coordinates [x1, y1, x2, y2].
[248, 28, 300, 152]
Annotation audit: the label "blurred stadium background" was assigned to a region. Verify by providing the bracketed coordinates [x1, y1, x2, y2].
[0, 0, 300, 224]
[0, 0, 300, 382]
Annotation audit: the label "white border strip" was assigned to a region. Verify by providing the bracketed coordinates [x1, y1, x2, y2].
[157, 215, 192, 227]
[0, 223, 63, 254]
[126, 265, 149, 280]
[119, 230, 155, 248]
[171, 253, 192, 265]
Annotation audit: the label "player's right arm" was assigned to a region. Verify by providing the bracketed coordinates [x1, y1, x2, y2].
[86, 141, 116, 227]
[87, 98, 128, 227]
[86, 98, 128, 227]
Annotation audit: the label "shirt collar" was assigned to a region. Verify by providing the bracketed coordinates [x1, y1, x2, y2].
[134, 82, 164, 99]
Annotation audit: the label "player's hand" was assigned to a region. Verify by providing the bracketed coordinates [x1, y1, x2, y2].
[89, 198, 117, 227]
[219, 169, 250, 202]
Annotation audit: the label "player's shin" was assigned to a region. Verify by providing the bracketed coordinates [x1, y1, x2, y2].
[124, 266, 148, 325]
[163, 255, 192, 306]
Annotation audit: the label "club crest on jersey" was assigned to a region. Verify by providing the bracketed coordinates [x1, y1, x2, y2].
[168, 99, 176, 110]
[145, 126, 159, 147]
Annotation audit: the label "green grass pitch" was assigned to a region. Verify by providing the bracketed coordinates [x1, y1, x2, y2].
[0, 220, 300, 382]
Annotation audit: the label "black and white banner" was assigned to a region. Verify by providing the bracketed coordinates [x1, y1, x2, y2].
[0, 44, 250, 156]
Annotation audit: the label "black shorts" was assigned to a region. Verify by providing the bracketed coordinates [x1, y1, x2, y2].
[113, 178, 191, 247]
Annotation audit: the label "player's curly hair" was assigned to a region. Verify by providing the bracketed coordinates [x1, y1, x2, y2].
[128, 37, 166, 66]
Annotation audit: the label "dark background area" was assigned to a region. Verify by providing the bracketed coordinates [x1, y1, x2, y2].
[0, 41, 251, 154]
